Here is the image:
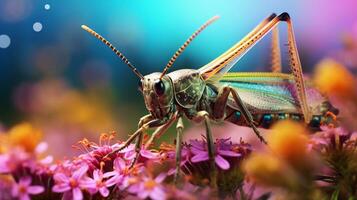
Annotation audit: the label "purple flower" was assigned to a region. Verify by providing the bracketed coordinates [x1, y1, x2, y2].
[11, 177, 44, 200]
[81, 169, 115, 197]
[166, 146, 192, 176]
[52, 165, 89, 200]
[128, 173, 167, 200]
[190, 139, 241, 170]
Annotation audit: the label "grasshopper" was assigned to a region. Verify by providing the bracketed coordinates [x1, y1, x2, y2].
[82, 12, 338, 183]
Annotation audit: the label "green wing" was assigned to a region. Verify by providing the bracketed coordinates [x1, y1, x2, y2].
[216, 72, 325, 114]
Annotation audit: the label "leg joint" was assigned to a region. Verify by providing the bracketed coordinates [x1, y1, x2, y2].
[278, 12, 290, 21]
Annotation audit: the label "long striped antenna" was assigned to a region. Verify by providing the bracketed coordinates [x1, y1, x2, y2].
[81, 25, 144, 79]
[160, 16, 220, 78]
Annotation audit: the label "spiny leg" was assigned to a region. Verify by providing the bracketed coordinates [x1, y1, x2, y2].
[230, 88, 267, 144]
[174, 117, 184, 184]
[194, 111, 217, 188]
[130, 131, 144, 168]
[129, 114, 157, 166]
[144, 112, 178, 149]
[213, 86, 267, 144]
[282, 13, 311, 122]
[271, 27, 282, 72]
[130, 114, 155, 166]
[104, 118, 161, 160]
[204, 13, 277, 70]
[200, 13, 311, 123]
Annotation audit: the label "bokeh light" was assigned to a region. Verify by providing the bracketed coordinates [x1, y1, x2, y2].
[44, 4, 50, 10]
[0, 34, 11, 49]
[32, 22, 43, 32]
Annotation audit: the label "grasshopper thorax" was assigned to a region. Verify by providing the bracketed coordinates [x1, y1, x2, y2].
[167, 69, 206, 109]
[140, 73, 175, 119]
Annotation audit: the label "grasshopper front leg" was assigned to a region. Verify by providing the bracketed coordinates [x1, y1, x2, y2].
[105, 118, 163, 160]
[144, 112, 179, 149]
[213, 86, 267, 144]
[130, 114, 155, 166]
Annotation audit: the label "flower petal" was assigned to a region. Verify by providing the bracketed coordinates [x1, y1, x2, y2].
[79, 177, 96, 189]
[154, 173, 166, 183]
[190, 148, 206, 155]
[127, 183, 141, 193]
[72, 165, 88, 180]
[218, 150, 241, 157]
[52, 184, 71, 193]
[72, 187, 83, 200]
[150, 187, 166, 200]
[140, 149, 159, 159]
[189, 140, 205, 150]
[103, 171, 117, 178]
[19, 194, 30, 200]
[114, 157, 126, 170]
[27, 186, 44, 194]
[40, 155, 53, 164]
[11, 184, 19, 197]
[215, 155, 230, 170]
[19, 177, 32, 186]
[191, 152, 209, 163]
[99, 187, 109, 197]
[93, 169, 100, 180]
[105, 175, 121, 187]
[54, 173, 69, 183]
[138, 190, 149, 199]
[35, 142, 48, 154]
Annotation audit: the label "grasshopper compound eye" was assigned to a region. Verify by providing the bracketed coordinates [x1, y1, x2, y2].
[154, 80, 165, 96]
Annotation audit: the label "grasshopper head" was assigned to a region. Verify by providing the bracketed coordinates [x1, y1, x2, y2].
[139, 73, 175, 119]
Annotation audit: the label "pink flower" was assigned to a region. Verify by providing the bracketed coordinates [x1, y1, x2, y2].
[81, 169, 115, 197]
[52, 165, 89, 200]
[128, 173, 167, 200]
[11, 177, 44, 200]
[0, 154, 12, 173]
[106, 157, 141, 190]
[0, 148, 29, 173]
[190, 139, 241, 170]
[120, 144, 161, 162]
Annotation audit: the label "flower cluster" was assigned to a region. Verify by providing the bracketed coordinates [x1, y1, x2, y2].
[0, 127, 250, 200]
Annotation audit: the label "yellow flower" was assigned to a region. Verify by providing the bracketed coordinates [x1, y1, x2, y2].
[314, 59, 357, 99]
[243, 153, 298, 188]
[268, 120, 309, 166]
[7, 123, 42, 152]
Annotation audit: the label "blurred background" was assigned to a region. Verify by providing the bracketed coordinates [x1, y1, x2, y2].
[1, 0, 357, 157]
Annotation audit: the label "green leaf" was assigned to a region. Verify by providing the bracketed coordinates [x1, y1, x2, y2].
[348, 196, 355, 200]
[330, 189, 340, 200]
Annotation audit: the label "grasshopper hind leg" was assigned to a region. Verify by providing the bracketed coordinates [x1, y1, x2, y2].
[213, 86, 267, 144]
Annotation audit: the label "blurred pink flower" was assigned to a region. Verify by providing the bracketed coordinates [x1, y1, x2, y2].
[128, 173, 167, 200]
[11, 177, 44, 200]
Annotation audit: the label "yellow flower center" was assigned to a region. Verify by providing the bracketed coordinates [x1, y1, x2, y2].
[96, 179, 104, 187]
[19, 185, 27, 194]
[69, 178, 78, 188]
[144, 179, 156, 190]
